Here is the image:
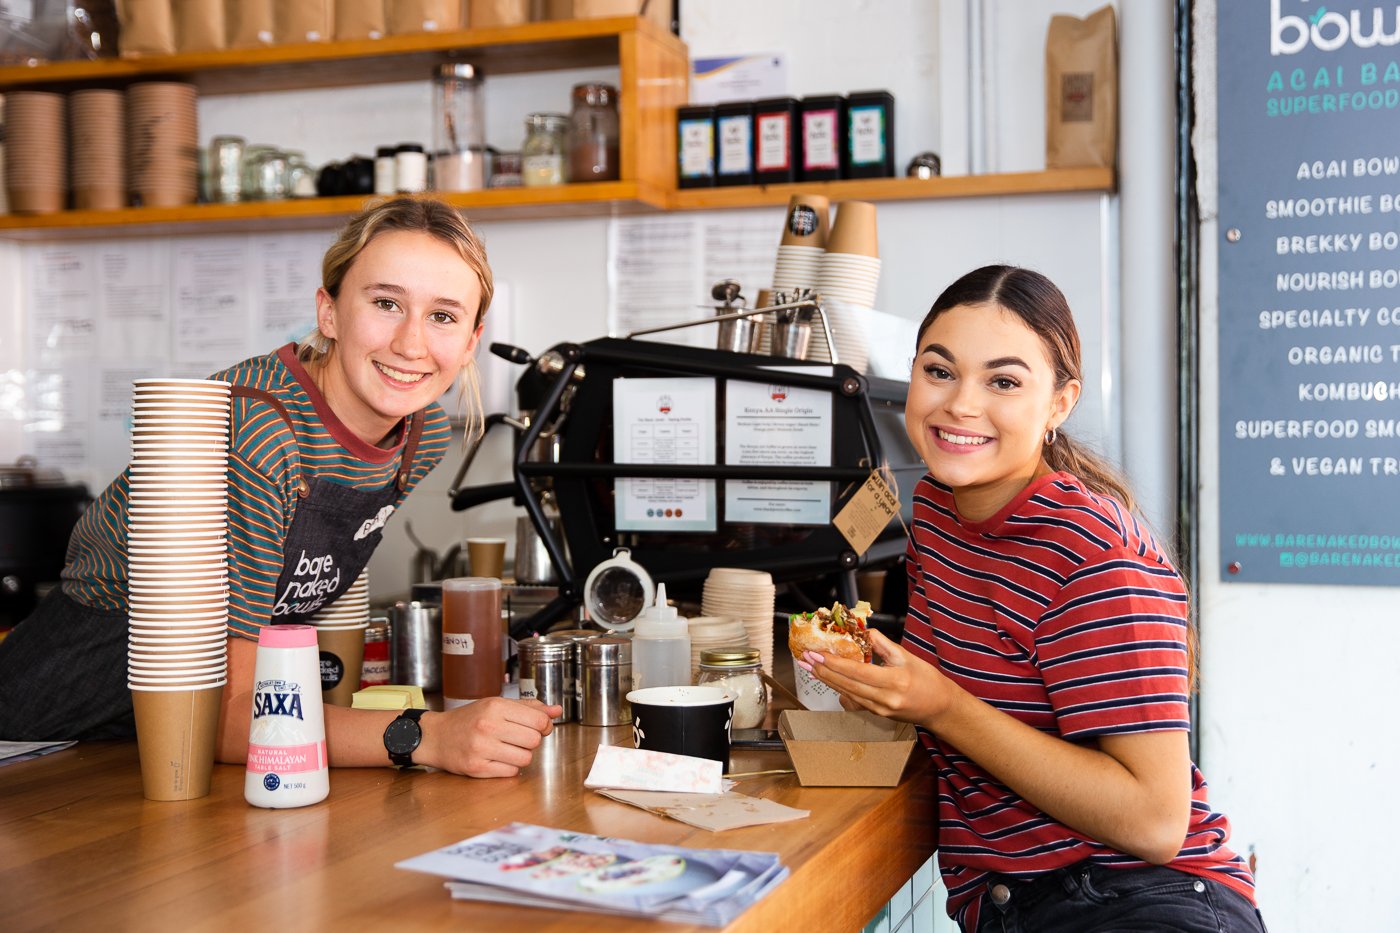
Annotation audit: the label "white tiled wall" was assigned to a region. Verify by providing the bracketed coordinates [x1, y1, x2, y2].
[862, 855, 955, 933]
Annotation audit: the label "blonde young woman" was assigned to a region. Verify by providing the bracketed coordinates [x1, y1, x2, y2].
[802, 267, 1266, 932]
[0, 198, 561, 775]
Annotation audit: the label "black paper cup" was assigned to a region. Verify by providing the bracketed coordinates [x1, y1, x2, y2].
[626, 685, 734, 770]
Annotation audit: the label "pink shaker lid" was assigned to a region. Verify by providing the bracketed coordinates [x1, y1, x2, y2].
[257, 623, 318, 648]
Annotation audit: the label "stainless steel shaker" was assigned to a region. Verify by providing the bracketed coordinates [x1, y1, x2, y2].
[517, 634, 572, 724]
[579, 635, 632, 726]
[390, 600, 442, 691]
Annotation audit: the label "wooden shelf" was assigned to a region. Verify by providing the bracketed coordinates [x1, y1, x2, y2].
[0, 169, 1116, 239]
[0, 182, 673, 238]
[0, 16, 684, 95]
[667, 168, 1117, 211]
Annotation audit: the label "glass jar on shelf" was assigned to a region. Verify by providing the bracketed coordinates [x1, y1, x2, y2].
[284, 150, 316, 198]
[208, 135, 245, 203]
[696, 647, 767, 729]
[568, 82, 619, 183]
[520, 112, 568, 187]
[239, 145, 275, 200]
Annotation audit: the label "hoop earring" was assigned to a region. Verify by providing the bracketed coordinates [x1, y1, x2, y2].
[1044, 426, 1057, 447]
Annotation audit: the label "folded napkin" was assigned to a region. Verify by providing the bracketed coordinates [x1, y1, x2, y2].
[584, 744, 724, 794]
[597, 789, 810, 832]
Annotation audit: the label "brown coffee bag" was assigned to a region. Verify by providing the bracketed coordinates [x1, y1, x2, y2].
[174, 0, 227, 52]
[544, 0, 670, 31]
[468, 0, 528, 28]
[226, 0, 274, 47]
[387, 0, 463, 34]
[1045, 4, 1117, 169]
[276, 0, 335, 43]
[336, 0, 387, 38]
[116, 0, 176, 56]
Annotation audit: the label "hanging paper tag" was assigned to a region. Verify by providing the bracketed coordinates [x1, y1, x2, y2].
[833, 472, 900, 555]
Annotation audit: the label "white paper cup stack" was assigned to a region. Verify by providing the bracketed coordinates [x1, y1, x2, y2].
[804, 297, 872, 373]
[126, 81, 199, 208]
[700, 567, 777, 676]
[4, 91, 68, 215]
[772, 244, 825, 292]
[126, 377, 232, 801]
[127, 377, 232, 688]
[817, 251, 881, 308]
[685, 615, 750, 684]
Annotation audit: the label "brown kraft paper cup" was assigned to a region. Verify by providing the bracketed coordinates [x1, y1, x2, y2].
[780, 192, 830, 248]
[826, 200, 880, 258]
[317, 625, 366, 706]
[131, 685, 223, 801]
[467, 538, 506, 579]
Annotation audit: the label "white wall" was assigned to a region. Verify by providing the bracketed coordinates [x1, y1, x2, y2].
[1192, 3, 1399, 929]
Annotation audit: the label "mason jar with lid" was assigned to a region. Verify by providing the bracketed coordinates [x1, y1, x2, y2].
[521, 112, 568, 186]
[567, 82, 619, 182]
[697, 647, 767, 729]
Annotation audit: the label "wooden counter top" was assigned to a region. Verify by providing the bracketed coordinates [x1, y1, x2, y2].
[0, 725, 934, 931]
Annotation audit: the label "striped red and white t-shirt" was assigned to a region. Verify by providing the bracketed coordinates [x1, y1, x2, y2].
[903, 471, 1254, 930]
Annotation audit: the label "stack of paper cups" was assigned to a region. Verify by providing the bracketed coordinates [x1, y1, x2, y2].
[69, 89, 127, 211]
[311, 570, 370, 707]
[817, 201, 881, 307]
[4, 91, 68, 215]
[126, 81, 199, 208]
[126, 377, 232, 801]
[684, 616, 750, 685]
[771, 192, 830, 292]
[700, 568, 777, 676]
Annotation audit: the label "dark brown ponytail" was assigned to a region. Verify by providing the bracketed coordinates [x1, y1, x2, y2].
[916, 265, 1197, 690]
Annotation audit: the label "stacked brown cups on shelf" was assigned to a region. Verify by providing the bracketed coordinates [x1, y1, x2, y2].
[772, 192, 829, 292]
[69, 89, 127, 211]
[4, 91, 68, 214]
[312, 570, 370, 707]
[126, 81, 199, 208]
[700, 567, 777, 676]
[127, 377, 232, 801]
[812, 201, 882, 371]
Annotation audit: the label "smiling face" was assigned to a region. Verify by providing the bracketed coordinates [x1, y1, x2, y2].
[905, 302, 1080, 521]
[314, 229, 483, 446]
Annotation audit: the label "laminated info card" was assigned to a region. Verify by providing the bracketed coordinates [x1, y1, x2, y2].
[724, 379, 832, 525]
[613, 377, 717, 532]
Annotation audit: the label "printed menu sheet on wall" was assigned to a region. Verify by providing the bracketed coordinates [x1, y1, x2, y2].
[1218, 2, 1400, 585]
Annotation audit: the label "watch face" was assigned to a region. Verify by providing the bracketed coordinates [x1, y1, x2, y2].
[384, 716, 422, 756]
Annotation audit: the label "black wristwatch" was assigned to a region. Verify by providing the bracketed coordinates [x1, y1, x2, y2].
[383, 708, 427, 768]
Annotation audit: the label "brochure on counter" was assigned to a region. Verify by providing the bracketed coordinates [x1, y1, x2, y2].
[396, 822, 788, 927]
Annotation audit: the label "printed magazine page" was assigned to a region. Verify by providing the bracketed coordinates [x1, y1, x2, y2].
[396, 822, 788, 926]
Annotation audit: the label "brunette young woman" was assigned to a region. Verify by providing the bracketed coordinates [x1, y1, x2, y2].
[0, 197, 562, 776]
[801, 266, 1266, 932]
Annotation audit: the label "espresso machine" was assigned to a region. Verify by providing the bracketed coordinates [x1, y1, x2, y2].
[448, 332, 921, 640]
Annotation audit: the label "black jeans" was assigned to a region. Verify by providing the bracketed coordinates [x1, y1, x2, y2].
[975, 863, 1267, 933]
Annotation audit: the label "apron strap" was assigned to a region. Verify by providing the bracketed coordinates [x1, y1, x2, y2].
[230, 386, 310, 497]
[396, 412, 426, 492]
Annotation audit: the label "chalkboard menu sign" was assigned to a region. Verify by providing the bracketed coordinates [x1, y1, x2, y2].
[1217, 2, 1400, 586]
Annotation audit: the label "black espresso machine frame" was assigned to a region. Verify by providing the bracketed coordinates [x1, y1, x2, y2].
[452, 335, 924, 639]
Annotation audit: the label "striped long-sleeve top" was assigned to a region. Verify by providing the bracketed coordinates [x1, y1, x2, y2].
[63, 344, 452, 639]
[903, 471, 1254, 931]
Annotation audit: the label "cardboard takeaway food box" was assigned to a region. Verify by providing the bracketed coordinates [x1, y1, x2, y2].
[778, 709, 918, 787]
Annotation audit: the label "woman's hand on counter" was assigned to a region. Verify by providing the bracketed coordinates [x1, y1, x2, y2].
[800, 629, 956, 729]
[416, 698, 563, 778]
